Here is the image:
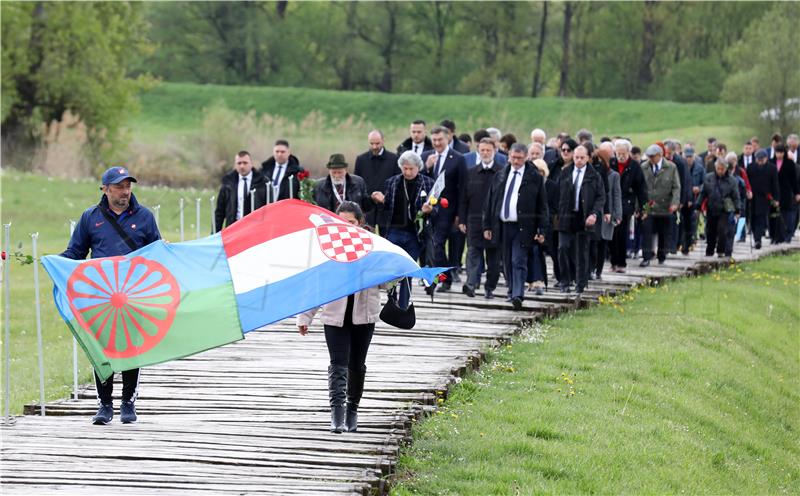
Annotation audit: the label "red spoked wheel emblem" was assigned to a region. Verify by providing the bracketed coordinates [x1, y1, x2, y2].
[316, 223, 374, 263]
[66, 256, 180, 358]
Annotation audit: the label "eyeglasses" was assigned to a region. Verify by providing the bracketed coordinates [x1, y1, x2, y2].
[561, 148, 572, 153]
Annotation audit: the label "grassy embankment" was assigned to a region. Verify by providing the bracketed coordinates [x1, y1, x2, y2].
[0, 170, 213, 415]
[126, 82, 752, 183]
[393, 253, 800, 495]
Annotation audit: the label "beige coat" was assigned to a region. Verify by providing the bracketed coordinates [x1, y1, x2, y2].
[296, 286, 381, 328]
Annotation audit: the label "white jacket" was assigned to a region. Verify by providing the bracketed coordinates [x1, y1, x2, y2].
[296, 286, 381, 328]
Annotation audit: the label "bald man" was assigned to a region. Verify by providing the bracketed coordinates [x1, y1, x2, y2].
[355, 129, 399, 229]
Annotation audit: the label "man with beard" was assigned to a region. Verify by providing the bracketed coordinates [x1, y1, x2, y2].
[314, 154, 369, 216]
[354, 130, 398, 229]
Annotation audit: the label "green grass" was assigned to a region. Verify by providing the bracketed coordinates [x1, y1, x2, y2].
[0, 170, 215, 415]
[394, 254, 800, 495]
[132, 82, 750, 144]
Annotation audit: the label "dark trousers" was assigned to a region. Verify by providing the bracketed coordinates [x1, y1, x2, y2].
[589, 239, 607, 277]
[448, 225, 466, 271]
[610, 214, 630, 267]
[501, 222, 529, 300]
[751, 214, 768, 245]
[324, 323, 374, 370]
[94, 368, 139, 405]
[466, 240, 500, 292]
[386, 228, 421, 261]
[669, 213, 679, 252]
[549, 226, 561, 282]
[679, 207, 696, 253]
[558, 230, 589, 289]
[526, 245, 546, 283]
[783, 210, 798, 242]
[432, 220, 454, 280]
[706, 213, 731, 256]
[641, 216, 671, 262]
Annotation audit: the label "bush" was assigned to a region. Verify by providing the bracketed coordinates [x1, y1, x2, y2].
[657, 58, 725, 103]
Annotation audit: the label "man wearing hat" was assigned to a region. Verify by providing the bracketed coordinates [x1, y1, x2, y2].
[60, 166, 161, 425]
[639, 144, 681, 266]
[314, 154, 370, 217]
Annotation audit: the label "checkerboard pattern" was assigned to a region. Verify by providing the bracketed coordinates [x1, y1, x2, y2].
[316, 223, 374, 262]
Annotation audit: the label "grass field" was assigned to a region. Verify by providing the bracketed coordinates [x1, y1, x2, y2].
[393, 254, 800, 495]
[0, 170, 214, 415]
[121, 82, 753, 183]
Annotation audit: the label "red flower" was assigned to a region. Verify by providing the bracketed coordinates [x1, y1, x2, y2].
[766, 193, 773, 201]
[648, 200, 656, 207]
[438, 273, 448, 283]
[439, 197, 449, 209]
[297, 171, 310, 181]
[0, 251, 5, 261]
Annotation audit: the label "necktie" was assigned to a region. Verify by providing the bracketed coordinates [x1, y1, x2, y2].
[243, 177, 251, 215]
[335, 183, 344, 205]
[414, 144, 419, 154]
[503, 171, 519, 220]
[435, 154, 444, 177]
[573, 168, 583, 211]
[273, 165, 283, 184]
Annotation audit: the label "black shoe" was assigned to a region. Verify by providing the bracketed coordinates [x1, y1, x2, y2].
[120, 400, 137, 424]
[657, 259, 665, 265]
[484, 290, 494, 300]
[330, 405, 346, 433]
[345, 405, 359, 433]
[575, 286, 585, 294]
[345, 366, 365, 432]
[92, 403, 113, 425]
[559, 285, 571, 293]
[595, 273, 602, 281]
[511, 297, 522, 311]
[755, 242, 762, 249]
[424, 284, 436, 296]
[639, 259, 650, 267]
[436, 283, 450, 293]
[462, 284, 475, 298]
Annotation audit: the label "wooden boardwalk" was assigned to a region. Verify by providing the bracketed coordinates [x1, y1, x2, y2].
[2, 239, 798, 495]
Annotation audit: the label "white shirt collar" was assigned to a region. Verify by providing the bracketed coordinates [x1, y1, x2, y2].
[239, 171, 253, 182]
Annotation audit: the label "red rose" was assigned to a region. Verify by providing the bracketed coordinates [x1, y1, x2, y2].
[767, 193, 773, 201]
[440, 197, 449, 209]
[0, 251, 5, 261]
[438, 273, 448, 283]
[297, 171, 310, 181]
[648, 200, 656, 207]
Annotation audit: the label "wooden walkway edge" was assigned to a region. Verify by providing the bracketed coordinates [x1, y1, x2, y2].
[2, 239, 799, 495]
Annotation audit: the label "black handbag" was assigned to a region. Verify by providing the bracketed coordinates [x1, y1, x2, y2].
[380, 283, 416, 329]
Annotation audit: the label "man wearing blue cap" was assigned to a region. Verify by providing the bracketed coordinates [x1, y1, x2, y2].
[61, 166, 161, 425]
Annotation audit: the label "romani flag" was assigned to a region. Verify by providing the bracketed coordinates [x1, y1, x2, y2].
[42, 200, 444, 380]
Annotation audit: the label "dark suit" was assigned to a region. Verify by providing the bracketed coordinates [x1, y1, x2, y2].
[397, 136, 433, 156]
[313, 173, 369, 215]
[421, 148, 468, 282]
[746, 161, 779, 246]
[611, 159, 648, 267]
[354, 149, 399, 228]
[462, 151, 507, 169]
[458, 161, 503, 292]
[555, 164, 605, 291]
[214, 170, 268, 232]
[483, 164, 549, 300]
[450, 136, 470, 154]
[261, 155, 305, 200]
[776, 158, 799, 242]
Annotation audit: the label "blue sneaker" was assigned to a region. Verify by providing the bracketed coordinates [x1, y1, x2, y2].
[120, 401, 137, 424]
[92, 403, 113, 425]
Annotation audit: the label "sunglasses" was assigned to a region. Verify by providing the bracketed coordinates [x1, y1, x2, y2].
[561, 148, 572, 152]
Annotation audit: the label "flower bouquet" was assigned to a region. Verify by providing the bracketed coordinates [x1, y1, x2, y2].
[297, 170, 316, 204]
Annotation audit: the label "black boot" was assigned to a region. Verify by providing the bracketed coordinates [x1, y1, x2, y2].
[328, 365, 347, 433]
[345, 365, 366, 432]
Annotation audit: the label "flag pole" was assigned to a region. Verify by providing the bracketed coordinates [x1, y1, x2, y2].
[69, 221, 79, 399]
[266, 181, 271, 204]
[195, 198, 201, 239]
[31, 233, 45, 416]
[3, 223, 11, 423]
[289, 176, 294, 199]
[153, 205, 160, 230]
[179, 198, 185, 242]
[250, 188, 256, 215]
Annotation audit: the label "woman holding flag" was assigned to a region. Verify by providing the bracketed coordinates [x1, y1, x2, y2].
[296, 201, 381, 433]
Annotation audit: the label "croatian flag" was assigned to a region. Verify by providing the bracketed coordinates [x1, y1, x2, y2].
[42, 200, 444, 379]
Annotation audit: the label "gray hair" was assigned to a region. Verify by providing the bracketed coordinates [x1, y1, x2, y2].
[725, 151, 738, 164]
[663, 140, 680, 152]
[430, 125, 449, 136]
[530, 128, 546, 143]
[576, 128, 593, 143]
[509, 143, 528, 155]
[398, 150, 423, 168]
[788, 133, 799, 142]
[529, 142, 544, 153]
[614, 139, 632, 152]
[486, 127, 502, 141]
[598, 141, 614, 153]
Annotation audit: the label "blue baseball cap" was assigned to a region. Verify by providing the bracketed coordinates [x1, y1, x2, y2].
[101, 166, 137, 185]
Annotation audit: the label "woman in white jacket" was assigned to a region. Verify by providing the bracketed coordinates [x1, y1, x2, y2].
[297, 201, 381, 433]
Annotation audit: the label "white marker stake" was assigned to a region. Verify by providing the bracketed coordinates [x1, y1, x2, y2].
[210, 196, 216, 234]
[250, 188, 256, 215]
[196, 198, 201, 239]
[3, 224, 11, 422]
[69, 221, 79, 399]
[31, 233, 45, 416]
[289, 175, 294, 199]
[153, 205, 160, 230]
[179, 198, 185, 242]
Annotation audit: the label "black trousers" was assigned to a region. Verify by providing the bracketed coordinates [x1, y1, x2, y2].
[751, 213, 767, 245]
[94, 368, 139, 405]
[465, 239, 500, 292]
[679, 206, 696, 253]
[706, 213, 731, 256]
[609, 214, 630, 267]
[324, 323, 374, 370]
[558, 230, 589, 289]
[589, 239, 607, 277]
[641, 216, 671, 262]
[448, 224, 466, 271]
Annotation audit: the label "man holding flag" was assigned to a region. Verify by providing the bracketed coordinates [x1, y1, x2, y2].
[60, 166, 160, 425]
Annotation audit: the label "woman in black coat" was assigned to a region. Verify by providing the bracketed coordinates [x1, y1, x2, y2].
[746, 151, 780, 249]
[774, 144, 800, 243]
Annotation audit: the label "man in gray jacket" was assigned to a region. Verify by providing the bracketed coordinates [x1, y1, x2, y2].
[639, 144, 681, 266]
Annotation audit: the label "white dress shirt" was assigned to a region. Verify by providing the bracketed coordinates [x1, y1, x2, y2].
[272, 163, 287, 199]
[501, 165, 525, 222]
[434, 146, 449, 177]
[412, 142, 424, 156]
[237, 171, 253, 220]
[572, 166, 585, 211]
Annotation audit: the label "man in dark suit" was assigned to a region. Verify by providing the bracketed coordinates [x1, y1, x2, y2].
[397, 120, 433, 156]
[354, 130, 399, 229]
[421, 126, 468, 291]
[440, 119, 471, 154]
[746, 150, 780, 249]
[463, 129, 508, 170]
[458, 138, 504, 299]
[555, 145, 605, 293]
[261, 139, 305, 200]
[314, 154, 369, 215]
[737, 141, 755, 170]
[214, 151, 267, 232]
[483, 143, 549, 309]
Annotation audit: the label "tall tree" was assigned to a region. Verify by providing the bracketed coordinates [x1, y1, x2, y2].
[558, 1, 573, 97]
[637, 0, 659, 95]
[532, 0, 548, 97]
